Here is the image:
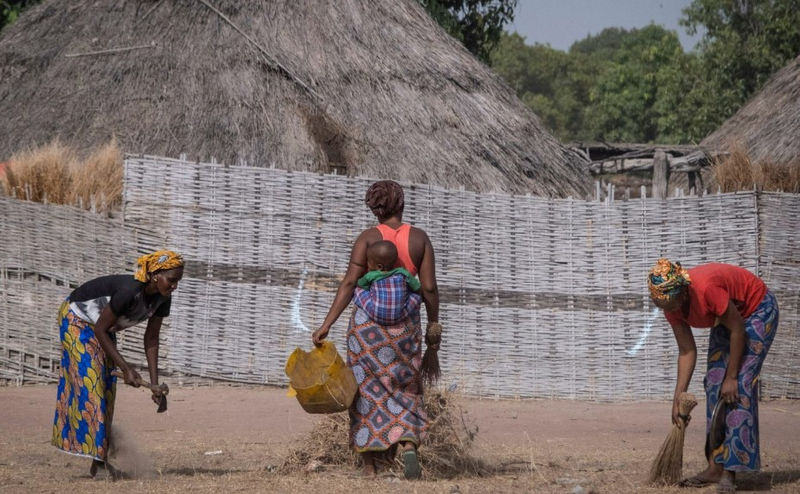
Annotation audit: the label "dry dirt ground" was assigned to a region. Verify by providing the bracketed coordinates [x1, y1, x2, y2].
[1, 384, 799, 493]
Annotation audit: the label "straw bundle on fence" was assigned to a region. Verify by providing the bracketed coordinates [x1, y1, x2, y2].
[712, 143, 800, 193]
[1, 138, 122, 212]
[648, 392, 698, 485]
[281, 389, 496, 479]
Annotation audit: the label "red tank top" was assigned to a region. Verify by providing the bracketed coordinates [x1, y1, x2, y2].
[375, 223, 417, 276]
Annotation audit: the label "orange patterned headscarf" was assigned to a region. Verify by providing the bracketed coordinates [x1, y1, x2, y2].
[648, 258, 691, 301]
[134, 250, 184, 282]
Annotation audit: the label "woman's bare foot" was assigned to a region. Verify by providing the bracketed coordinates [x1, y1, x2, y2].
[89, 459, 101, 478]
[361, 452, 377, 477]
[679, 463, 723, 487]
[89, 459, 122, 481]
[717, 471, 735, 493]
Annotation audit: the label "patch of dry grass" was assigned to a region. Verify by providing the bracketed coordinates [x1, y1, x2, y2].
[1, 138, 123, 212]
[280, 389, 506, 480]
[712, 143, 800, 193]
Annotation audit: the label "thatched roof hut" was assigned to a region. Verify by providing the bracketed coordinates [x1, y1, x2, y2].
[0, 0, 591, 197]
[701, 54, 800, 165]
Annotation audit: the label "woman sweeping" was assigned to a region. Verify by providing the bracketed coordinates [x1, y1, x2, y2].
[648, 259, 778, 493]
[312, 180, 440, 479]
[52, 250, 184, 478]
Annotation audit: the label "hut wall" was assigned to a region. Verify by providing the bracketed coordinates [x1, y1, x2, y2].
[1, 155, 798, 400]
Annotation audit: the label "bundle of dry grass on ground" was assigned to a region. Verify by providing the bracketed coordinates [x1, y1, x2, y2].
[1, 138, 122, 212]
[711, 143, 800, 193]
[281, 389, 518, 480]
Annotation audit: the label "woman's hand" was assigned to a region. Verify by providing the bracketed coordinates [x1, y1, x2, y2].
[425, 322, 442, 351]
[671, 398, 689, 428]
[122, 367, 142, 387]
[721, 376, 739, 405]
[312, 325, 330, 346]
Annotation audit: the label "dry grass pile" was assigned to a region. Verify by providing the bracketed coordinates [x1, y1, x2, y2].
[1, 138, 122, 212]
[648, 392, 698, 485]
[712, 143, 800, 193]
[281, 389, 498, 479]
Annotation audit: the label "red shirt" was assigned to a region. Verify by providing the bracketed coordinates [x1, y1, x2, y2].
[665, 263, 767, 328]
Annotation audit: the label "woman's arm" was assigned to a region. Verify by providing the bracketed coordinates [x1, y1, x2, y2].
[717, 300, 747, 404]
[418, 232, 440, 349]
[144, 316, 163, 403]
[418, 232, 439, 325]
[312, 230, 370, 345]
[94, 306, 141, 387]
[671, 321, 696, 425]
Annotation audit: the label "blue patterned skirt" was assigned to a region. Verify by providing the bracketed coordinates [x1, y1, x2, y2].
[51, 301, 117, 461]
[704, 290, 778, 471]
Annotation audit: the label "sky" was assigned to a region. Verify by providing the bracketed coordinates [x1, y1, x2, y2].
[508, 0, 704, 52]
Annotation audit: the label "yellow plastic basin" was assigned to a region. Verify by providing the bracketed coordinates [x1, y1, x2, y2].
[284, 341, 358, 414]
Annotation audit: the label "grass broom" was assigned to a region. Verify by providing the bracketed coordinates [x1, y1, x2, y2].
[648, 392, 698, 485]
[421, 322, 442, 385]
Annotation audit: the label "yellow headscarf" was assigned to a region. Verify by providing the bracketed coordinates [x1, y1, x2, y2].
[134, 250, 184, 282]
[647, 258, 691, 301]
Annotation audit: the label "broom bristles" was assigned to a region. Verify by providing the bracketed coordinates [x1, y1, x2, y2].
[421, 347, 440, 385]
[648, 392, 698, 485]
[421, 322, 442, 385]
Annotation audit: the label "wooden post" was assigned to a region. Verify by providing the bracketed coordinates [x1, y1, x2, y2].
[653, 151, 669, 199]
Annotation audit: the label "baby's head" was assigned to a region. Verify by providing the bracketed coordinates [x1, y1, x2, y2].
[366, 240, 398, 272]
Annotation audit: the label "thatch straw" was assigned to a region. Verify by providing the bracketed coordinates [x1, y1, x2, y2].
[711, 142, 800, 193]
[648, 392, 698, 485]
[1, 138, 123, 212]
[702, 53, 800, 167]
[0, 0, 592, 197]
[281, 389, 496, 479]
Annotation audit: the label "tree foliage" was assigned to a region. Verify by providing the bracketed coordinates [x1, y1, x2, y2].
[492, 0, 800, 145]
[680, 0, 800, 130]
[0, 0, 34, 31]
[492, 26, 692, 143]
[418, 0, 518, 62]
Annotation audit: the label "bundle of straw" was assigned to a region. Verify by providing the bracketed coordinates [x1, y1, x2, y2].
[648, 392, 698, 485]
[421, 322, 442, 385]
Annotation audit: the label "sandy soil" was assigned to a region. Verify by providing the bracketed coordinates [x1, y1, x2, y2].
[1, 384, 799, 493]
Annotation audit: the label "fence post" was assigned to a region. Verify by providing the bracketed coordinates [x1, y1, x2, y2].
[653, 151, 669, 199]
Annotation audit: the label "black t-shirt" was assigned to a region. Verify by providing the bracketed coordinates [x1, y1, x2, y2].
[68, 274, 171, 330]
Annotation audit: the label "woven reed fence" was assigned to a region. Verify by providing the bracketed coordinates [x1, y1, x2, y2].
[0, 196, 165, 384]
[1, 154, 798, 400]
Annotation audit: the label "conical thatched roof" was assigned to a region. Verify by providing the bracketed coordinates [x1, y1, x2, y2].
[701, 54, 800, 165]
[0, 0, 591, 197]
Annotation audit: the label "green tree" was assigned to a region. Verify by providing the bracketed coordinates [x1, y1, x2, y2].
[1, 0, 35, 31]
[493, 27, 696, 144]
[418, 0, 517, 63]
[587, 24, 689, 143]
[491, 33, 602, 140]
[681, 0, 800, 131]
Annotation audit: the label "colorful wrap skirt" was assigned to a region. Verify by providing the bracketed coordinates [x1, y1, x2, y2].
[705, 289, 778, 471]
[346, 306, 427, 452]
[52, 301, 117, 461]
